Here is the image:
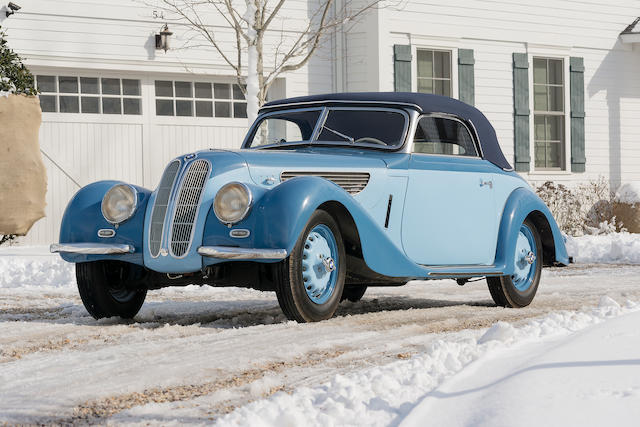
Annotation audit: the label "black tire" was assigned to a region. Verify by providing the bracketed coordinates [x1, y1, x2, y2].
[274, 209, 346, 322]
[76, 261, 147, 319]
[487, 218, 543, 308]
[341, 285, 368, 302]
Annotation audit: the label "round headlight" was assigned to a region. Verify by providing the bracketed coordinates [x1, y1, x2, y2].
[213, 182, 252, 224]
[101, 184, 138, 224]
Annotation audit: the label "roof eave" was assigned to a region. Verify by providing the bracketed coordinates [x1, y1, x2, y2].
[620, 32, 640, 44]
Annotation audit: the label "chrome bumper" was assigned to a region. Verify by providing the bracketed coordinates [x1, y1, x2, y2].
[197, 246, 288, 260]
[50, 243, 135, 255]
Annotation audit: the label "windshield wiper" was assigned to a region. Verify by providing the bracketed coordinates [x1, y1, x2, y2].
[322, 126, 354, 143]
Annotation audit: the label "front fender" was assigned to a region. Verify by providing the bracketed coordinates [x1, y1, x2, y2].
[58, 180, 151, 265]
[202, 176, 426, 278]
[495, 187, 569, 274]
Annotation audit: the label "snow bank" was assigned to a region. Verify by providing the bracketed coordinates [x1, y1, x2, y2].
[615, 182, 640, 204]
[566, 233, 640, 264]
[215, 299, 639, 427]
[0, 246, 74, 288]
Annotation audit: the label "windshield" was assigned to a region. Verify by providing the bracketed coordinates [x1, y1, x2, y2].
[245, 107, 408, 149]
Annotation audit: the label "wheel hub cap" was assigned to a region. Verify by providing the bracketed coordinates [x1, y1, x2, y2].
[302, 225, 338, 304]
[512, 224, 537, 291]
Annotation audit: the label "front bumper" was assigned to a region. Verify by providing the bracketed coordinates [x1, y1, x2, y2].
[198, 246, 287, 260]
[50, 243, 135, 254]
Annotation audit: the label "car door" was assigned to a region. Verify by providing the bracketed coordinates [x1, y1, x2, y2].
[401, 115, 497, 266]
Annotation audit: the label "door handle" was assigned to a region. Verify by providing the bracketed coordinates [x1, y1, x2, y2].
[479, 179, 493, 189]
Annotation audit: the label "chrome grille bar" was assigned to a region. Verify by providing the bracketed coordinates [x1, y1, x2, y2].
[149, 160, 180, 257]
[170, 159, 210, 257]
[280, 171, 370, 195]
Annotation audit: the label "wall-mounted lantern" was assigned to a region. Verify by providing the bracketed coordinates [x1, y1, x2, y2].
[155, 24, 173, 52]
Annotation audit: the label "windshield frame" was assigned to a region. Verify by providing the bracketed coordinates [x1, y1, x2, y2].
[242, 105, 411, 151]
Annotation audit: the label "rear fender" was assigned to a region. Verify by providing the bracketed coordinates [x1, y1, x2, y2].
[58, 181, 150, 265]
[495, 187, 569, 274]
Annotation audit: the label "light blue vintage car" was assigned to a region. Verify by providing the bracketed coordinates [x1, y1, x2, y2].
[51, 92, 569, 322]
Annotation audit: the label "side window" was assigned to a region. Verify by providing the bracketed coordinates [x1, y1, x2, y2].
[412, 116, 478, 157]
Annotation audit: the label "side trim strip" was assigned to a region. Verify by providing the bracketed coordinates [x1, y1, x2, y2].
[198, 246, 288, 260]
[50, 243, 135, 254]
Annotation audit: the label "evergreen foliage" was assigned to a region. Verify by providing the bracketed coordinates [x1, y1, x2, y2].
[0, 25, 37, 95]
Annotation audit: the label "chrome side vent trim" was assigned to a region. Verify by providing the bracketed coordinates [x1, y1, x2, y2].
[169, 159, 211, 258]
[280, 171, 370, 195]
[149, 160, 180, 257]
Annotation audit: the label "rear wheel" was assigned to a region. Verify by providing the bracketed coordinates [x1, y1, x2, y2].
[487, 218, 542, 308]
[76, 261, 147, 319]
[275, 210, 346, 322]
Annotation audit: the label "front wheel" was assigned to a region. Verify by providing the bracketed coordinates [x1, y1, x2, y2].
[76, 261, 148, 319]
[275, 210, 346, 322]
[487, 218, 542, 308]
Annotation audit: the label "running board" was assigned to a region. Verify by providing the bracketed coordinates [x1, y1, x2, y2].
[423, 265, 504, 278]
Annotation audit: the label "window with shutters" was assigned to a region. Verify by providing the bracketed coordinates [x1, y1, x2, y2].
[416, 49, 452, 97]
[533, 57, 565, 170]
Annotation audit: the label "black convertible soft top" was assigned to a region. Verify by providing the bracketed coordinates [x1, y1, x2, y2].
[262, 92, 513, 171]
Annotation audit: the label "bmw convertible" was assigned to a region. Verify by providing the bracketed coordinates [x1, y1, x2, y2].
[51, 92, 568, 322]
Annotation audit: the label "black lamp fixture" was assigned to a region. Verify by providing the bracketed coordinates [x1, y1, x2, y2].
[5, 2, 21, 17]
[155, 24, 173, 53]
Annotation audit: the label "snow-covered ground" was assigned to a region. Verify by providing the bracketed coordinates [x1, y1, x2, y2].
[1, 234, 640, 425]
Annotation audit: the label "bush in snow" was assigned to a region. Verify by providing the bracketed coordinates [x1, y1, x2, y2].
[0, 25, 37, 95]
[0, 25, 38, 245]
[535, 177, 621, 236]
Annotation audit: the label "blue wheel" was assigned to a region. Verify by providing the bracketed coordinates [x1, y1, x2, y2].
[275, 210, 346, 322]
[487, 219, 542, 308]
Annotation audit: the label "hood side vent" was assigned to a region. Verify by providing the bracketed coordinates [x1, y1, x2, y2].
[280, 171, 370, 195]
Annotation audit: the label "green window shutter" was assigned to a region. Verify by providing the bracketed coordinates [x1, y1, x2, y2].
[513, 53, 530, 172]
[570, 57, 586, 173]
[458, 49, 475, 105]
[394, 45, 412, 92]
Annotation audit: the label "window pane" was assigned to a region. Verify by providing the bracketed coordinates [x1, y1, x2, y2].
[533, 84, 547, 111]
[58, 76, 78, 93]
[176, 100, 193, 116]
[102, 97, 121, 114]
[549, 86, 563, 112]
[195, 82, 212, 98]
[547, 115, 563, 141]
[175, 81, 192, 98]
[59, 96, 79, 113]
[81, 97, 100, 113]
[534, 140, 547, 168]
[413, 116, 477, 156]
[37, 75, 56, 92]
[417, 50, 433, 78]
[123, 98, 141, 115]
[215, 101, 231, 117]
[548, 59, 563, 85]
[248, 110, 322, 147]
[433, 51, 450, 79]
[434, 80, 450, 97]
[318, 110, 406, 147]
[101, 78, 121, 95]
[156, 99, 174, 116]
[122, 79, 141, 96]
[155, 80, 173, 97]
[233, 102, 247, 118]
[534, 115, 546, 140]
[417, 78, 433, 94]
[233, 84, 245, 100]
[80, 77, 99, 94]
[214, 83, 231, 99]
[195, 101, 213, 117]
[533, 58, 547, 84]
[39, 95, 57, 112]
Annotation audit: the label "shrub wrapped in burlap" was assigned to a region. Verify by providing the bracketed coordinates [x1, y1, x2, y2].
[613, 182, 640, 233]
[0, 94, 46, 235]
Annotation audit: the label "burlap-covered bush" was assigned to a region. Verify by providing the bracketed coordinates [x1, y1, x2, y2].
[614, 182, 640, 233]
[0, 94, 47, 235]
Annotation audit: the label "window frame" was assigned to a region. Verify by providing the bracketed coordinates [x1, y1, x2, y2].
[528, 54, 572, 174]
[153, 80, 247, 119]
[410, 113, 481, 159]
[412, 45, 458, 99]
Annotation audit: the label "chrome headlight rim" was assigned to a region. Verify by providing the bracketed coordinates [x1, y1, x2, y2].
[101, 184, 138, 225]
[213, 182, 253, 225]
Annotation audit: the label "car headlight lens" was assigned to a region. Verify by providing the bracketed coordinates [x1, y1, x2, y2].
[101, 184, 138, 224]
[214, 182, 252, 224]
